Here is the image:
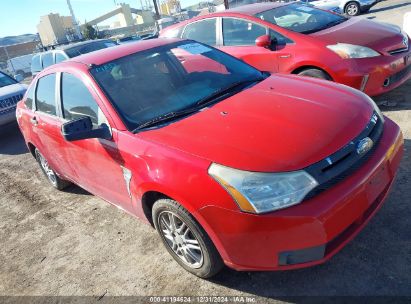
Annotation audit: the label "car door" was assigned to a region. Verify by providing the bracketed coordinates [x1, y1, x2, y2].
[219, 17, 297, 74]
[31, 73, 75, 180]
[306, 0, 341, 9]
[219, 17, 277, 72]
[58, 72, 132, 212]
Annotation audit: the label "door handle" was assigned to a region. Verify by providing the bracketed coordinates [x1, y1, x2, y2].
[279, 54, 291, 58]
[30, 117, 38, 126]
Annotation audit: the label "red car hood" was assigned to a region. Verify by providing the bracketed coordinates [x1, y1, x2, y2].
[312, 18, 405, 53]
[140, 75, 373, 172]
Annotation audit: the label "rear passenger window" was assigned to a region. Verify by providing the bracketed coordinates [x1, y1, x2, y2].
[42, 53, 54, 68]
[24, 84, 35, 110]
[61, 73, 105, 125]
[182, 19, 217, 46]
[36, 74, 57, 115]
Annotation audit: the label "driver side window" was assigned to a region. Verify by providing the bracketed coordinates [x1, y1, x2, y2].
[60, 73, 107, 126]
[222, 18, 267, 46]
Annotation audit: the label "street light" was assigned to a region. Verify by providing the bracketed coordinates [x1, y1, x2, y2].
[66, 0, 83, 40]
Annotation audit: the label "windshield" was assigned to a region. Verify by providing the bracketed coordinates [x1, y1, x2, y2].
[65, 40, 117, 58]
[255, 3, 347, 34]
[0, 72, 17, 88]
[91, 41, 264, 131]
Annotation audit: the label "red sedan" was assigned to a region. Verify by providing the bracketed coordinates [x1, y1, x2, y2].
[160, 2, 411, 96]
[17, 39, 403, 278]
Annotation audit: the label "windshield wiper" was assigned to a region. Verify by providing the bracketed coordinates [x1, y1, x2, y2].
[195, 78, 264, 106]
[133, 107, 200, 132]
[133, 77, 265, 132]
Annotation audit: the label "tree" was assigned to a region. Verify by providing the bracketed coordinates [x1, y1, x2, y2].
[82, 23, 97, 40]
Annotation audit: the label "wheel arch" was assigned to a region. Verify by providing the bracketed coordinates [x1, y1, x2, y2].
[291, 65, 334, 81]
[141, 190, 170, 227]
[138, 187, 231, 264]
[27, 142, 36, 158]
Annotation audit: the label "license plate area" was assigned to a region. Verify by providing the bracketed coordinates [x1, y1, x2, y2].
[366, 162, 390, 203]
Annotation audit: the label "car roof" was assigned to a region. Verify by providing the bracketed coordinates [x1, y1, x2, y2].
[66, 38, 182, 66]
[225, 2, 289, 16]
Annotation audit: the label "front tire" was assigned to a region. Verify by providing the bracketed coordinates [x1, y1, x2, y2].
[297, 68, 332, 80]
[35, 148, 70, 190]
[345, 2, 360, 16]
[153, 198, 223, 278]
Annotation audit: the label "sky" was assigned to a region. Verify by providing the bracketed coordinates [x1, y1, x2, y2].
[0, 0, 199, 38]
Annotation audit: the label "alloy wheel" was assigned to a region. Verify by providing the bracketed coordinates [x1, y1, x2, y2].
[36, 150, 57, 186]
[158, 211, 204, 269]
[346, 4, 359, 16]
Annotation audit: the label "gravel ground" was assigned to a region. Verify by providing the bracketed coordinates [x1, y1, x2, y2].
[1, 2, 411, 302]
[365, 0, 411, 28]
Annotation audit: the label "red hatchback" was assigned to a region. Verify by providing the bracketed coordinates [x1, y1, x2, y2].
[160, 2, 411, 96]
[17, 39, 403, 278]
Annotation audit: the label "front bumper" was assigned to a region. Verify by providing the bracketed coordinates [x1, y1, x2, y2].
[359, 0, 378, 12]
[0, 106, 17, 126]
[196, 117, 403, 271]
[332, 47, 411, 96]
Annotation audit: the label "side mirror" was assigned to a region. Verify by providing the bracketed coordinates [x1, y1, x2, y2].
[255, 35, 277, 51]
[61, 116, 112, 142]
[14, 74, 24, 82]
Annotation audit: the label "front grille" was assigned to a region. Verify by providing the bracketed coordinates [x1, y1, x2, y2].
[0, 94, 23, 110]
[305, 112, 384, 199]
[387, 64, 411, 86]
[0, 106, 17, 115]
[389, 47, 408, 55]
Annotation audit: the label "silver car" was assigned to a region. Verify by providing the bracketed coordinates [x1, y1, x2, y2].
[0, 72, 27, 126]
[302, 0, 379, 16]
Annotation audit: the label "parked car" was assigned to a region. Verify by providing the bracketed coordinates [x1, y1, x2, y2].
[157, 17, 178, 31]
[160, 2, 411, 97]
[7, 54, 34, 78]
[31, 39, 118, 76]
[301, 0, 379, 16]
[140, 33, 159, 40]
[0, 71, 27, 126]
[17, 39, 403, 278]
[116, 35, 141, 44]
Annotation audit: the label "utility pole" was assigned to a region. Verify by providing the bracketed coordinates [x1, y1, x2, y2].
[152, 0, 160, 20]
[66, 0, 83, 40]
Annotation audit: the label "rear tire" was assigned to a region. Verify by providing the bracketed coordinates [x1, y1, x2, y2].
[345, 2, 360, 16]
[152, 198, 223, 278]
[35, 148, 71, 190]
[297, 68, 332, 80]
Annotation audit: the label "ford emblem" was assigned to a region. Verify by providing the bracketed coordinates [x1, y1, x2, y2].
[357, 137, 374, 155]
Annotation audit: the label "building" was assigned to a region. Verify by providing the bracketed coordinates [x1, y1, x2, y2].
[37, 13, 79, 46]
[85, 3, 155, 29]
[160, 0, 182, 15]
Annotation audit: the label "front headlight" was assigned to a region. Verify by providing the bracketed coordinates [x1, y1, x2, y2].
[366, 95, 385, 123]
[208, 163, 318, 214]
[327, 43, 380, 59]
[401, 31, 409, 46]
